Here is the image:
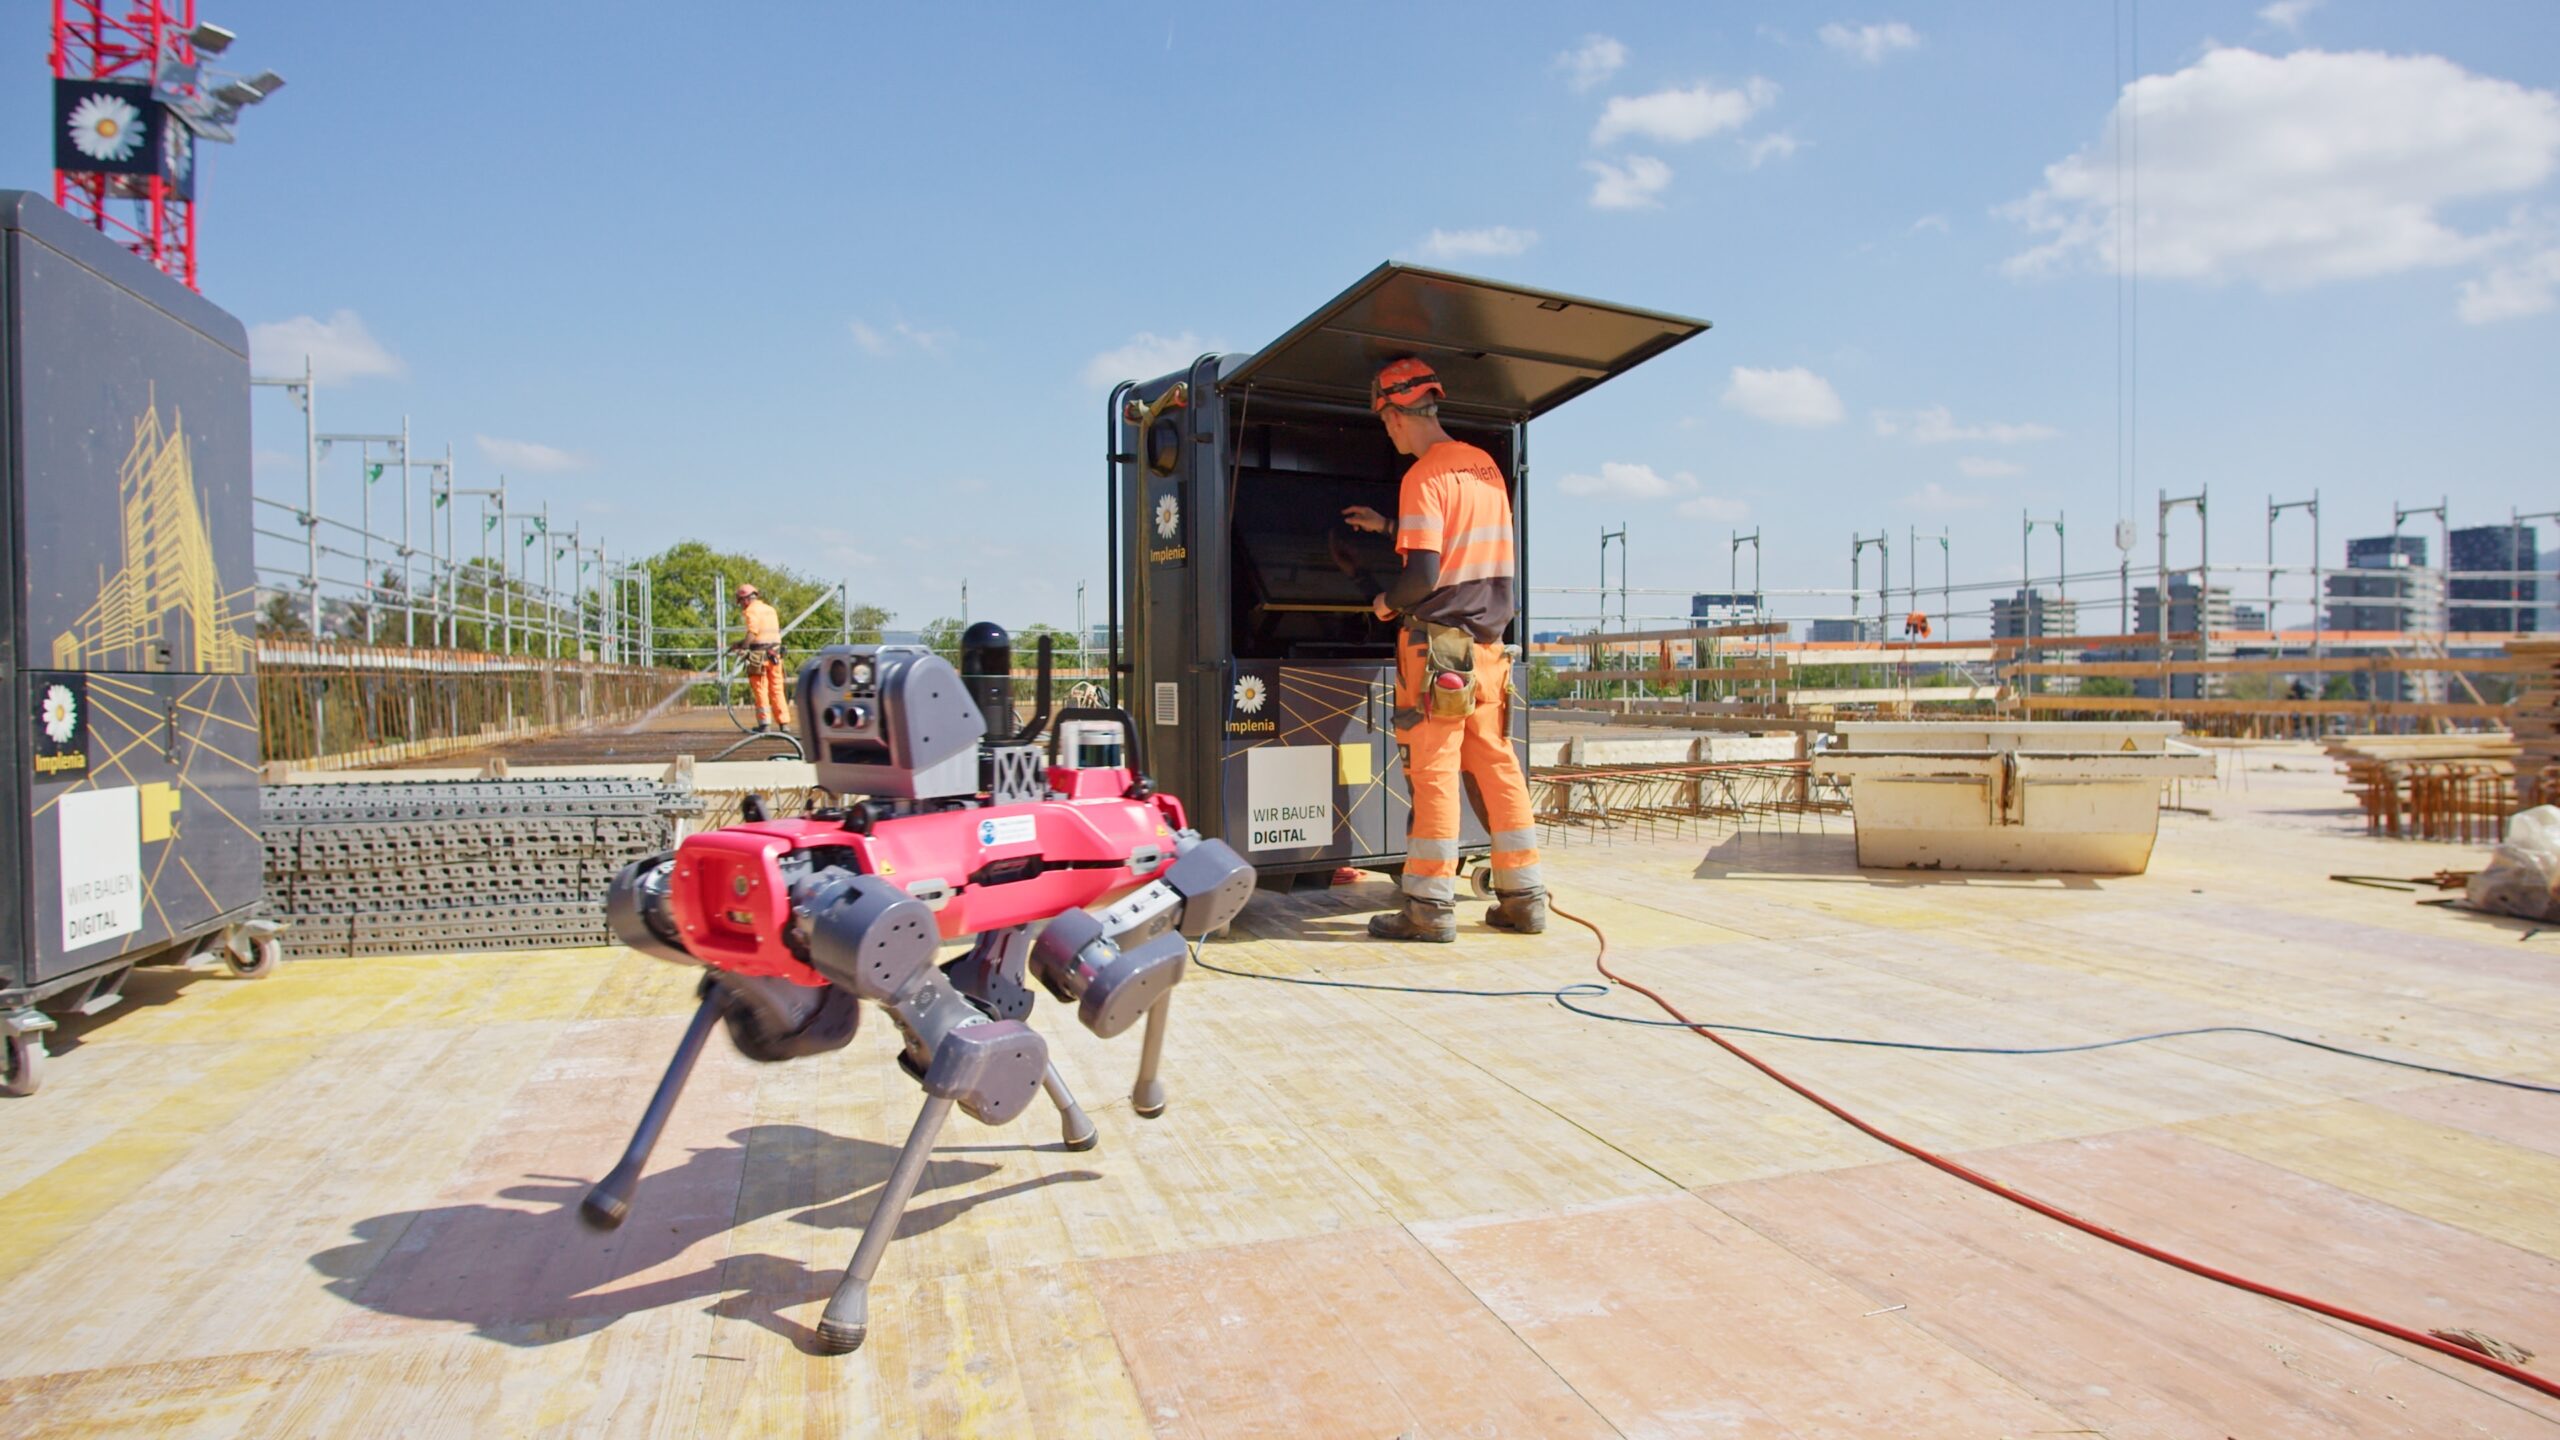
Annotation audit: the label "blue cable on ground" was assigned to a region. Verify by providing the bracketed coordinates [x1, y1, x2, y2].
[1184, 945, 2560, 1097]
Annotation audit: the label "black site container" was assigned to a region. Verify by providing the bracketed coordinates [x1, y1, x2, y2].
[0, 192, 263, 1029]
[1105, 263, 1707, 883]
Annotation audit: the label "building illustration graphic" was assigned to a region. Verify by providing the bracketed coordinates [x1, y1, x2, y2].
[50, 393, 252, 673]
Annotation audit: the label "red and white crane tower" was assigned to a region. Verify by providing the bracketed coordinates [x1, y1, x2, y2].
[48, 1, 283, 292]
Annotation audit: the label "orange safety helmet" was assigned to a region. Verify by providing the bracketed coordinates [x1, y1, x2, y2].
[1370, 357, 1446, 413]
[734, 583, 760, 602]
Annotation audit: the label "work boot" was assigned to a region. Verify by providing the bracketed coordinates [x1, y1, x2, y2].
[1484, 887, 1548, 935]
[1367, 895, 1456, 943]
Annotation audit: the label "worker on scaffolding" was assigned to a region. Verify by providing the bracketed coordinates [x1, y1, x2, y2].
[1904, 610, 1931, 642]
[1340, 357, 1543, 943]
[729, 582, 787, 732]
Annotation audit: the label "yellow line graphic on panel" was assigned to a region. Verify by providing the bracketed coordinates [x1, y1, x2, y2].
[51, 390, 250, 674]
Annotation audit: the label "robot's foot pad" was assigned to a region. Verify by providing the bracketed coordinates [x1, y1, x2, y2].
[813, 1319, 867, 1355]
[1132, 1102, 1166, 1119]
[1063, 1131, 1099, 1152]
[578, 1194, 629, 1231]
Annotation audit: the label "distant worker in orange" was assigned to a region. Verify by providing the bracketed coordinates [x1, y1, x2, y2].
[730, 582, 787, 732]
[1340, 357, 1543, 942]
[1904, 610, 1931, 641]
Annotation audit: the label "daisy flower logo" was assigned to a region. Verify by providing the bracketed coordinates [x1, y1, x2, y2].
[68, 92, 144, 164]
[1232, 675, 1267, 714]
[1154, 493, 1180, 540]
[162, 121, 192, 184]
[41, 684, 79, 746]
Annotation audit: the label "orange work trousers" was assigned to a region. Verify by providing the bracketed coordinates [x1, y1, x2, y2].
[1393, 631, 1541, 902]
[744, 646, 788, 726]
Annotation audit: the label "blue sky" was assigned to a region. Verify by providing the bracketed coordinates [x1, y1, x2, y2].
[15, 1, 2559, 636]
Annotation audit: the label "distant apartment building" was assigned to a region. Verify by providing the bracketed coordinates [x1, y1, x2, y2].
[2448, 523, 2541, 633]
[2131, 581, 2240, 699]
[2327, 535, 2444, 633]
[2542, 548, 2560, 635]
[1990, 587, 2078, 640]
[1690, 591, 1768, 628]
[2346, 534, 2426, 570]
[1807, 617, 1881, 643]
[2134, 580, 2238, 637]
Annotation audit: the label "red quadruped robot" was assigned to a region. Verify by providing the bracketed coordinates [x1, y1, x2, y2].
[589, 627, 1254, 1354]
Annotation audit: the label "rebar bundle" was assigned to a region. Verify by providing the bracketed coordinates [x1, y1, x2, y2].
[260, 779, 691, 958]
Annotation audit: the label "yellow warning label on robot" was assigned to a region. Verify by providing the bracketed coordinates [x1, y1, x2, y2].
[2121, 737, 2137, 751]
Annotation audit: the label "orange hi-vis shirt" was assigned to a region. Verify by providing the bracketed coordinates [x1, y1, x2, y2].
[1395, 440, 1517, 642]
[742, 599, 782, 646]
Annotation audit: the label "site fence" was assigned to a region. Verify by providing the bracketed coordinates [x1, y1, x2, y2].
[256, 642, 693, 768]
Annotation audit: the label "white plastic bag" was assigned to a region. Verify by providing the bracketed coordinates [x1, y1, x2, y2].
[2467, 805, 2560, 921]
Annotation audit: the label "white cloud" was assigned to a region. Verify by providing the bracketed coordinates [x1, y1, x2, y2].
[1743, 132, 1802, 169]
[2001, 47, 2560, 297]
[2458, 244, 2560, 323]
[1677, 495, 1751, 523]
[1903, 481, 1986, 511]
[1721, 366, 1845, 427]
[1592, 79, 1777, 146]
[1557, 35, 1626, 93]
[1910, 213, 1950, 234]
[850, 317, 952, 356]
[1873, 406, 2056, 445]
[1818, 21, 1921, 65]
[474, 435, 591, 473]
[1083, 332, 1213, 388]
[249, 310, 403, 384]
[1586, 155, 1673, 210]
[1955, 456, 2026, 479]
[2258, 0, 2322, 32]
[1558, 461, 1697, 500]
[1415, 226, 1539, 261]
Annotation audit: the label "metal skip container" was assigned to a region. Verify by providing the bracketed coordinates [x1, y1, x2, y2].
[1812, 721, 2215, 874]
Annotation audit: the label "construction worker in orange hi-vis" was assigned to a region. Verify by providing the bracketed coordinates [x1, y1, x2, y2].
[730, 583, 788, 732]
[1904, 610, 1931, 641]
[1340, 357, 1543, 943]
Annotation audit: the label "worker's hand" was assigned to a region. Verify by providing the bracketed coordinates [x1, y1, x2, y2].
[1326, 530, 1359, 577]
[1341, 504, 1387, 534]
[1371, 594, 1396, 622]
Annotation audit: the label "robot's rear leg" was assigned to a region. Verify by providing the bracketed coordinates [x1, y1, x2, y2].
[581, 989, 723, 1230]
[1042, 1064, 1098, 1151]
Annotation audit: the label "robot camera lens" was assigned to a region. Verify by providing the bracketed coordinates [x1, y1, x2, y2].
[826, 659, 851, 688]
[849, 659, 874, 686]
[823, 704, 849, 728]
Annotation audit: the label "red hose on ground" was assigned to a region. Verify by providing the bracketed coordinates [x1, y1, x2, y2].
[1549, 900, 2560, 1405]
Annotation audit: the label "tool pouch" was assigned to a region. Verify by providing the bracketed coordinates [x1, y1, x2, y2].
[1422, 624, 1478, 721]
[742, 643, 781, 674]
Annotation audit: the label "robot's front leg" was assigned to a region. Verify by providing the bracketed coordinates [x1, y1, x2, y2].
[582, 988, 723, 1229]
[814, 1021, 1051, 1355]
[1031, 837, 1254, 1120]
[1042, 1064, 1099, 1151]
[1131, 994, 1174, 1118]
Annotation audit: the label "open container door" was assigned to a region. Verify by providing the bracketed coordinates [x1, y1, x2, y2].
[1196, 262, 1708, 881]
[1221, 262, 1709, 421]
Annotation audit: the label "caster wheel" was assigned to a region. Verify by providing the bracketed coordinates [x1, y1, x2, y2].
[2, 1031, 45, 1098]
[222, 934, 280, 980]
[1467, 866, 1496, 900]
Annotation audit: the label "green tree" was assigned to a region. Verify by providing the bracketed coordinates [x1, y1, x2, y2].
[640, 541, 888, 674]
[2079, 676, 2135, 697]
